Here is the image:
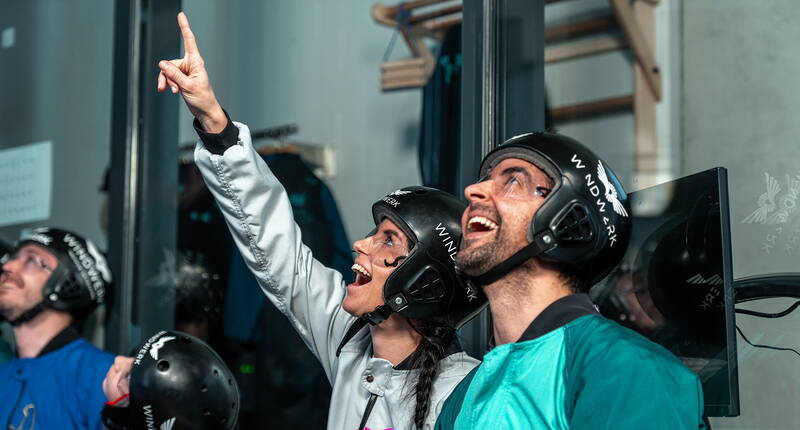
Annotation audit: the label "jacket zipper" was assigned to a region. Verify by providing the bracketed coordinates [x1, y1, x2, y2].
[6, 379, 27, 430]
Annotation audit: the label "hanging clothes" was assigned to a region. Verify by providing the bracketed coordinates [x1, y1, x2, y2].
[419, 23, 462, 196]
[419, 24, 555, 194]
[221, 151, 352, 430]
[223, 151, 353, 342]
[175, 163, 233, 343]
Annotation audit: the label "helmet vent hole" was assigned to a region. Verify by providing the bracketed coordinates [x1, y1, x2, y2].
[555, 205, 593, 243]
[62, 276, 83, 297]
[407, 269, 445, 304]
[228, 378, 233, 385]
[213, 369, 219, 376]
[156, 360, 170, 372]
[201, 384, 208, 393]
[231, 402, 236, 409]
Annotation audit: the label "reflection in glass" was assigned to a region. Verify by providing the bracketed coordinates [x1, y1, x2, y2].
[591, 168, 739, 416]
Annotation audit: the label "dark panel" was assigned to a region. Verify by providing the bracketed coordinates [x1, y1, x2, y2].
[458, 0, 545, 358]
[107, 0, 180, 353]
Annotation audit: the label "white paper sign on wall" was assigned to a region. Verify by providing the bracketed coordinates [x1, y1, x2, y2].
[1, 27, 15, 49]
[0, 141, 52, 227]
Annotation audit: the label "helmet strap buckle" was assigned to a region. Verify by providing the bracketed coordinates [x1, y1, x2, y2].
[8, 301, 47, 326]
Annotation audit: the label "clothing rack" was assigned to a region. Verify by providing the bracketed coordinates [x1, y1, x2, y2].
[178, 123, 336, 179]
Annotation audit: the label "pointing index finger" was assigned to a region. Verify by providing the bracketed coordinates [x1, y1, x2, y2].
[177, 12, 199, 56]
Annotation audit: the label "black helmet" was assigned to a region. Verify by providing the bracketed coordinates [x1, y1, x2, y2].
[0, 239, 11, 258]
[102, 331, 240, 430]
[336, 186, 487, 356]
[472, 132, 631, 287]
[2, 227, 111, 325]
[372, 186, 487, 326]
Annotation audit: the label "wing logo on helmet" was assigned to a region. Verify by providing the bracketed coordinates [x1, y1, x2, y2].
[381, 196, 401, 207]
[573, 154, 625, 247]
[160, 417, 176, 430]
[150, 336, 176, 360]
[389, 189, 412, 196]
[135, 331, 167, 365]
[597, 161, 629, 218]
[685, 274, 723, 286]
[86, 240, 112, 283]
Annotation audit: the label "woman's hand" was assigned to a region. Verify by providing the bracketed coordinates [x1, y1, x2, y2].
[157, 12, 227, 133]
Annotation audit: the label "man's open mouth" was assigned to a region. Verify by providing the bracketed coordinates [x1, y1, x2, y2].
[467, 216, 499, 233]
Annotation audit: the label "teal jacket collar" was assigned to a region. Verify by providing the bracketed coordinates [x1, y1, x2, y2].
[517, 293, 598, 343]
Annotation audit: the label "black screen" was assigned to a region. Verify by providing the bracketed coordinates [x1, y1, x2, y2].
[590, 167, 739, 417]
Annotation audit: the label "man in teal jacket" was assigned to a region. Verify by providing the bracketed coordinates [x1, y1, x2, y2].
[436, 133, 705, 429]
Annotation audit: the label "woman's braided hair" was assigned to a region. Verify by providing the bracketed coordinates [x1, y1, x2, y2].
[405, 318, 457, 429]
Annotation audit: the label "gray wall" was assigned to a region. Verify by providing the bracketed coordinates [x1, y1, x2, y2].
[682, 1, 800, 428]
[181, 0, 423, 240]
[545, 0, 682, 191]
[0, 0, 422, 248]
[0, 0, 114, 248]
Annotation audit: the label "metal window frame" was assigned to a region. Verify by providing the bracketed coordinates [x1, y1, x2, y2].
[106, 0, 181, 354]
[459, 0, 545, 357]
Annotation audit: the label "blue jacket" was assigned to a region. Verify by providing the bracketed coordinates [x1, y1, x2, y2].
[0, 327, 114, 430]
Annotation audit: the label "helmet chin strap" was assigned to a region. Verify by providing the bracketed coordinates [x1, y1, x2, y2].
[7, 301, 47, 327]
[472, 231, 555, 286]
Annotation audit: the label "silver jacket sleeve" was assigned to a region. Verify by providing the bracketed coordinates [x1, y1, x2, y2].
[193, 121, 354, 382]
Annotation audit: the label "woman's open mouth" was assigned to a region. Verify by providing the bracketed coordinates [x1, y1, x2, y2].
[351, 263, 372, 286]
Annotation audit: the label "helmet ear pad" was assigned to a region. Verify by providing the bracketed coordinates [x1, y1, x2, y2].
[368, 186, 488, 329]
[383, 243, 453, 321]
[529, 179, 603, 268]
[383, 243, 487, 329]
[41, 262, 95, 314]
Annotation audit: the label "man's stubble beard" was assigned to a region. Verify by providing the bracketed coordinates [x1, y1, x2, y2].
[456, 225, 517, 277]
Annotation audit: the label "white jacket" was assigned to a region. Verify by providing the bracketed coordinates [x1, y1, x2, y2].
[194, 121, 479, 430]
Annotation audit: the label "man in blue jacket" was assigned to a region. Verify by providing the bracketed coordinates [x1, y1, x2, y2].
[0, 227, 114, 430]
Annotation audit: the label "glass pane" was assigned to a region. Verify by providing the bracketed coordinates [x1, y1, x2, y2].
[174, 2, 465, 427]
[0, 1, 115, 349]
[545, 0, 800, 427]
